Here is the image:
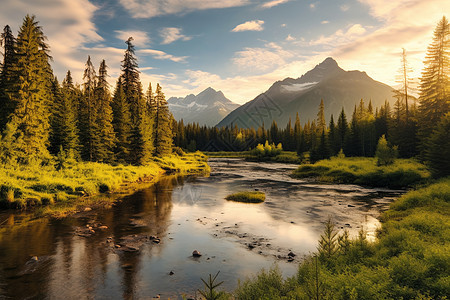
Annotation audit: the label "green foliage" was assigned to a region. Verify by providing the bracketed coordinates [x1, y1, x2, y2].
[152, 83, 172, 156]
[112, 78, 131, 163]
[375, 135, 398, 166]
[426, 113, 450, 177]
[225, 191, 265, 203]
[418, 16, 450, 158]
[0, 15, 53, 165]
[317, 217, 338, 259]
[293, 157, 430, 188]
[198, 271, 229, 300]
[95, 60, 116, 163]
[250, 140, 282, 158]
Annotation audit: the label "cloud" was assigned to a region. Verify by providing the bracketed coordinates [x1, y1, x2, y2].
[340, 4, 350, 11]
[115, 30, 150, 47]
[332, 0, 450, 85]
[309, 2, 318, 10]
[139, 49, 188, 63]
[321, 20, 329, 24]
[232, 20, 265, 32]
[286, 34, 295, 41]
[260, 0, 291, 9]
[160, 27, 192, 45]
[0, 0, 102, 84]
[232, 42, 293, 73]
[309, 24, 367, 46]
[281, 23, 287, 27]
[119, 0, 250, 18]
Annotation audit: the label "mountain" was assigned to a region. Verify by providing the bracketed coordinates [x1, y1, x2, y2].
[217, 57, 394, 128]
[168, 87, 240, 126]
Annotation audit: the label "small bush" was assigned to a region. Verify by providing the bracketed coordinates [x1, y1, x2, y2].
[225, 191, 265, 203]
[376, 135, 398, 166]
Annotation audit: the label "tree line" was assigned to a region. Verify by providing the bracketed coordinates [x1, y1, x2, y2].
[173, 16, 449, 176]
[0, 15, 173, 166]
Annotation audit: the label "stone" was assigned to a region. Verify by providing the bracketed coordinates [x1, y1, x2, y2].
[98, 226, 108, 230]
[192, 250, 202, 257]
[30, 256, 38, 262]
[288, 251, 296, 257]
[169, 271, 174, 275]
[84, 207, 92, 212]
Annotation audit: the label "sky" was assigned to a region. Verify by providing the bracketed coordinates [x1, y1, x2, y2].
[0, 0, 448, 104]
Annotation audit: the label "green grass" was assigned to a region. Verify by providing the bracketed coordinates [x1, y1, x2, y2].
[293, 157, 431, 188]
[225, 191, 266, 203]
[205, 151, 301, 163]
[0, 152, 209, 217]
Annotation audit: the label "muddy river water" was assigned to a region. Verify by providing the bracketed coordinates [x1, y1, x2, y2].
[0, 158, 402, 299]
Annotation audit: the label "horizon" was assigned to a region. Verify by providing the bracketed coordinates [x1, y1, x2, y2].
[0, 0, 448, 104]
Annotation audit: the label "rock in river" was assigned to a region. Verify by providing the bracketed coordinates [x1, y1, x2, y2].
[192, 250, 202, 257]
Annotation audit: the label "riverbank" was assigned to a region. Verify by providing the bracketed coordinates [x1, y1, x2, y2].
[205, 151, 301, 163]
[0, 152, 209, 217]
[293, 157, 431, 188]
[230, 176, 450, 299]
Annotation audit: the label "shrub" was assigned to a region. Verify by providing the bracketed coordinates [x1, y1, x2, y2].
[375, 135, 398, 166]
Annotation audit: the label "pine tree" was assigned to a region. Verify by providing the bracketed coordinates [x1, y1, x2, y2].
[317, 99, 326, 134]
[426, 112, 450, 177]
[152, 83, 172, 156]
[294, 112, 302, 152]
[328, 114, 338, 155]
[121, 37, 141, 122]
[0, 25, 17, 132]
[1, 15, 53, 164]
[95, 60, 116, 163]
[78, 56, 99, 161]
[418, 16, 450, 157]
[112, 78, 131, 163]
[336, 108, 348, 154]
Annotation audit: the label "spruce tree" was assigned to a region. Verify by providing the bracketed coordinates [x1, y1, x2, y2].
[426, 112, 450, 177]
[79, 56, 99, 161]
[294, 112, 302, 153]
[152, 83, 172, 156]
[59, 71, 80, 157]
[0, 25, 17, 132]
[112, 78, 131, 163]
[1, 15, 53, 164]
[120, 37, 154, 164]
[95, 60, 116, 163]
[336, 108, 349, 153]
[418, 16, 450, 157]
[317, 99, 326, 134]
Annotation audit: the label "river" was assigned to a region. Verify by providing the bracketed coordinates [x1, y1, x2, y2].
[0, 158, 402, 299]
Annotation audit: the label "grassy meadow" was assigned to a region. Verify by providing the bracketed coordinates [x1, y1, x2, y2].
[293, 157, 431, 188]
[0, 152, 209, 217]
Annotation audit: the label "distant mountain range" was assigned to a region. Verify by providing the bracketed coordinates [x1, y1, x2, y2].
[217, 57, 394, 128]
[168, 87, 240, 126]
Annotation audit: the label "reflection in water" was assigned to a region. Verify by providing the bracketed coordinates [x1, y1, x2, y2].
[0, 159, 401, 299]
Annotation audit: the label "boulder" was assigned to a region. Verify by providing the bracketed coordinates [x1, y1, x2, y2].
[192, 250, 202, 257]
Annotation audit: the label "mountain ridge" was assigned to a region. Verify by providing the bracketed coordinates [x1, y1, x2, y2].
[217, 57, 394, 128]
[168, 87, 240, 126]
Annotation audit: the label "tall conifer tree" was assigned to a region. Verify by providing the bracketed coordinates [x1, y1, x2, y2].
[112, 78, 131, 163]
[95, 60, 116, 163]
[418, 16, 450, 157]
[1, 15, 53, 164]
[152, 83, 172, 156]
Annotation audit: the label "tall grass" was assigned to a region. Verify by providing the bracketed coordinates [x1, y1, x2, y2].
[0, 152, 209, 215]
[293, 157, 431, 188]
